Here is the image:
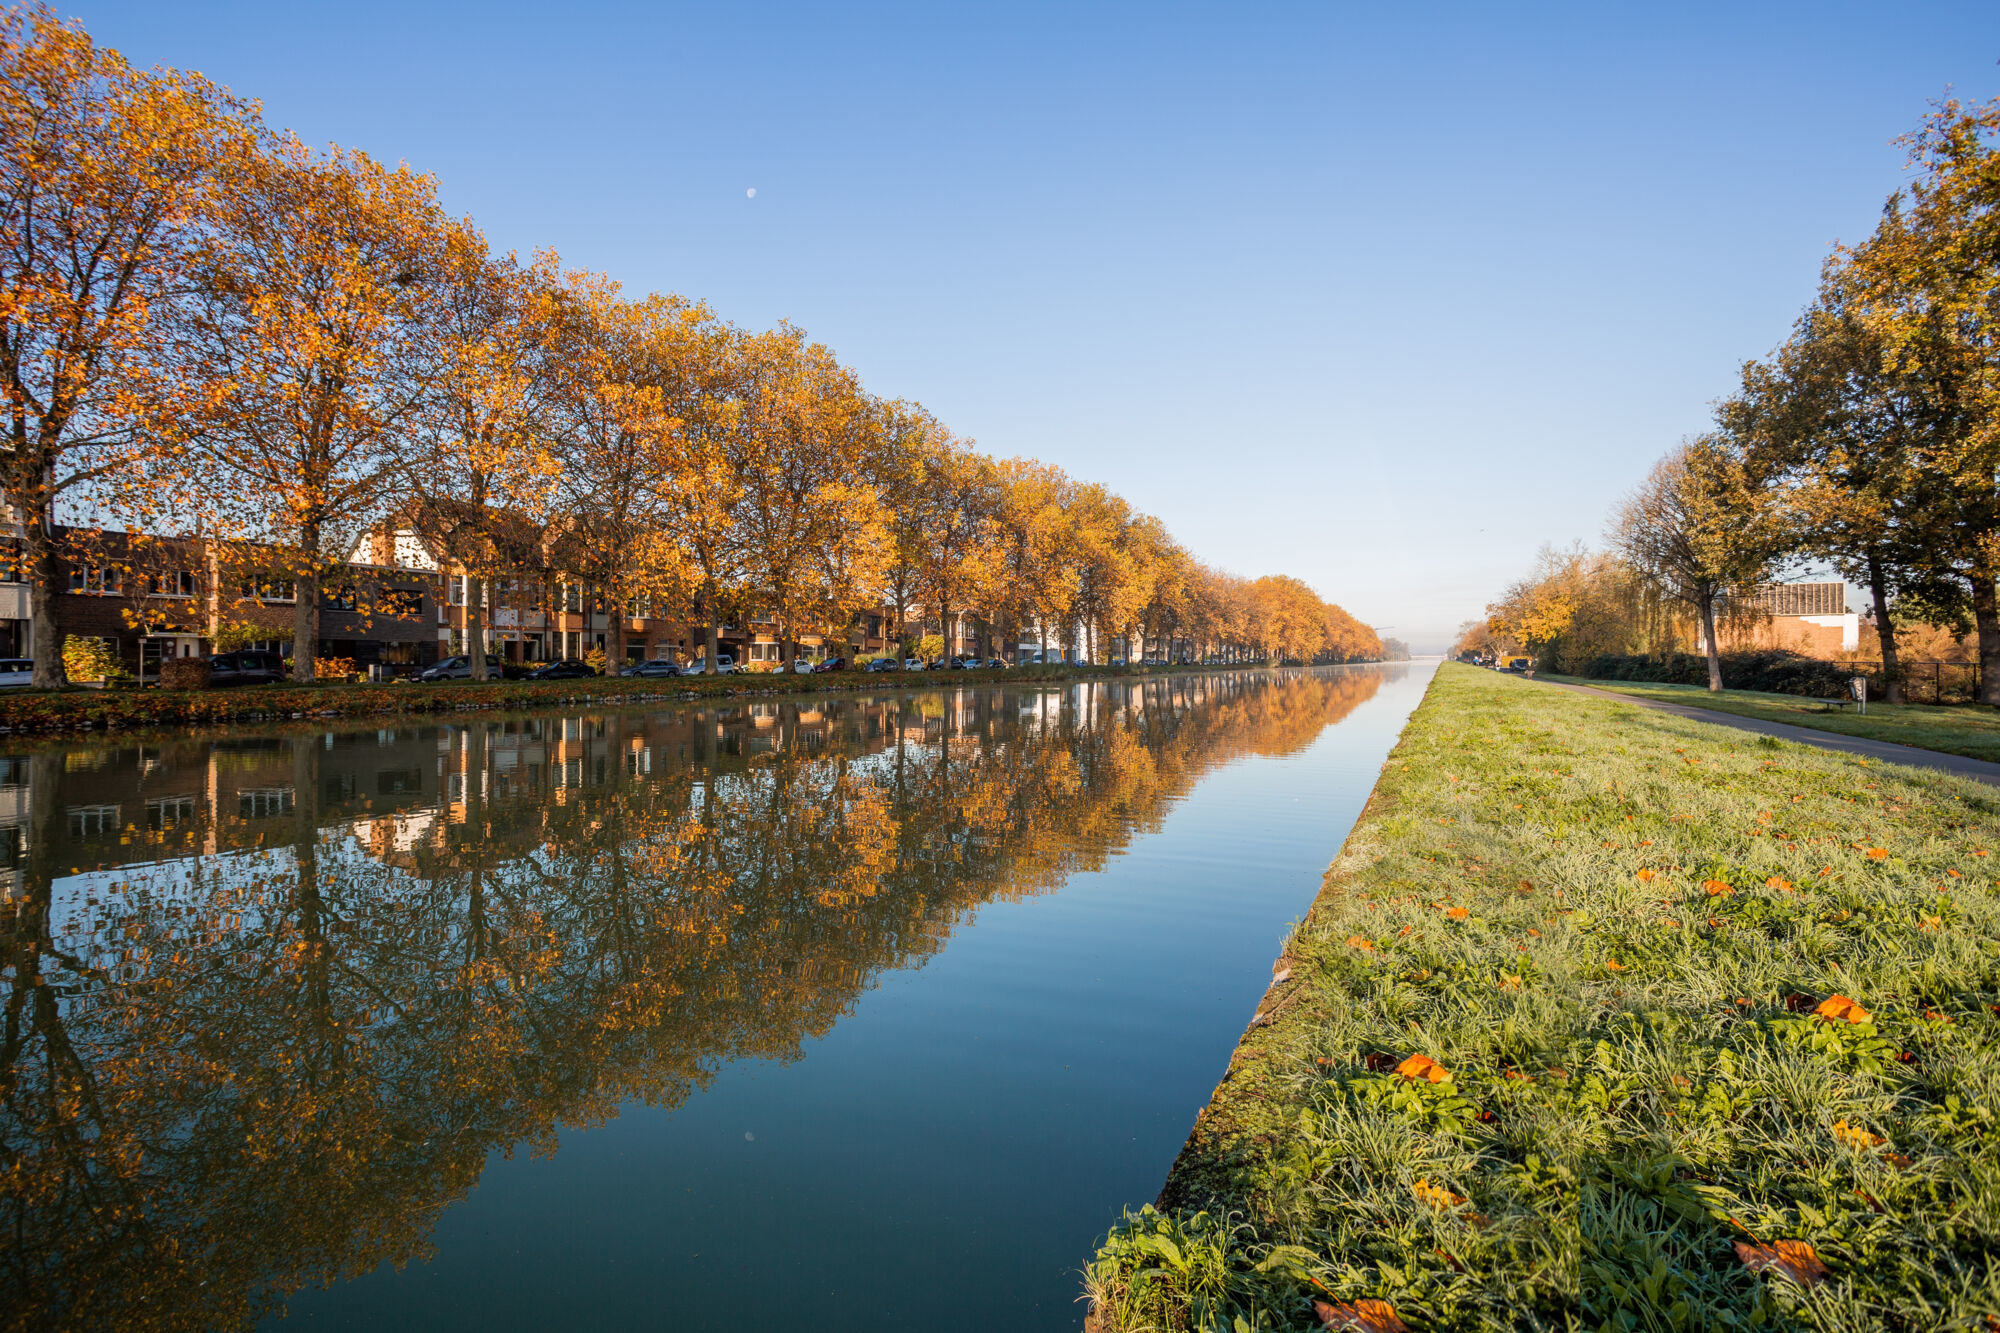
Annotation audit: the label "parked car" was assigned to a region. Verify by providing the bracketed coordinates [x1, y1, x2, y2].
[903, 657, 926, 671]
[813, 657, 849, 673]
[789, 658, 817, 674]
[527, 659, 596, 680]
[625, 659, 680, 678]
[680, 654, 734, 675]
[0, 658, 33, 688]
[865, 657, 900, 672]
[982, 658, 1008, 670]
[419, 654, 502, 682]
[209, 650, 287, 686]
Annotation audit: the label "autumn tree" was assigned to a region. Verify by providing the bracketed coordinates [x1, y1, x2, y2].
[992, 457, 1074, 664]
[409, 232, 563, 680]
[0, 6, 253, 685]
[1612, 438, 1781, 691]
[907, 434, 1002, 661]
[173, 133, 446, 682]
[545, 274, 690, 675]
[1842, 97, 2000, 704]
[727, 323, 887, 665]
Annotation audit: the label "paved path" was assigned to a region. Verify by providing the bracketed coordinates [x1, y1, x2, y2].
[1534, 677, 2000, 787]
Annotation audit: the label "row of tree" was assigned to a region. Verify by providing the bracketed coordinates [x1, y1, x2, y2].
[0, 7, 1379, 684]
[1470, 96, 2000, 704]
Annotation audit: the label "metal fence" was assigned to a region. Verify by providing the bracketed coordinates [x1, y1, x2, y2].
[1844, 660, 1984, 705]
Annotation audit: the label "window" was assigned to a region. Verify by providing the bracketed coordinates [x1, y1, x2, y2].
[67, 804, 120, 837]
[379, 588, 421, 617]
[448, 576, 466, 606]
[147, 570, 195, 598]
[238, 787, 295, 818]
[563, 584, 582, 613]
[323, 586, 357, 611]
[0, 547, 22, 584]
[240, 577, 295, 603]
[69, 566, 121, 595]
[146, 795, 197, 829]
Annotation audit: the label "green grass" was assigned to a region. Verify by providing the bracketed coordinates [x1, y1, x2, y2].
[1086, 663, 2000, 1332]
[1542, 674, 2000, 765]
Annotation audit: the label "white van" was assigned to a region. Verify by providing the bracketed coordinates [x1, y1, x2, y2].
[0, 658, 32, 688]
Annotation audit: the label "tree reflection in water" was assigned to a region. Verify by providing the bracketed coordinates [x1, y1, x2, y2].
[0, 669, 1390, 1331]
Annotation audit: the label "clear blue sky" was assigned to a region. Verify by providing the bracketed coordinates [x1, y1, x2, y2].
[78, 1, 2000, 652]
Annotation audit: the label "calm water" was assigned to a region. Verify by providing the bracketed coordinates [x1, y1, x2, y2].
[1, 664, 1432, 1332]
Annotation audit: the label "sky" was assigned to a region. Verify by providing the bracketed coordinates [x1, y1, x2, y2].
[76, 1, 2000, 653]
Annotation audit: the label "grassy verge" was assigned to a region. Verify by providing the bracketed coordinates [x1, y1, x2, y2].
[1087, 663, 2000, 1331]
[1544, 674, 2000, 765]
[0, 661, 1289, 735]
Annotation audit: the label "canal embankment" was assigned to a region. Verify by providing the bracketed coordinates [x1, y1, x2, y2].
[1086, 662, 2000, 1331]
[0, 660, 1316, 736]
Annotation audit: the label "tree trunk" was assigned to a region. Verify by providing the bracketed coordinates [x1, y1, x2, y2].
[706, 616, 720, 675]
[1697, 590, 1723, 693]
[23, 505, 66, 688]
[292, 528, 320, 683]
[1866, 552, 1901, 705]
[466, 573, 487, 680]
[608, 597, 627, 676]
[1971, 560, 2000, 707]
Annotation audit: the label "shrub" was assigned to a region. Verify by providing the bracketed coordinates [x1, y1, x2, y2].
[1575, 650, 1876, 699]
[61, 635, 130, 683]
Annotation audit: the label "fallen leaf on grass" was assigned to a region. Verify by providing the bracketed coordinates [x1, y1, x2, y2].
[1831, 1120, 1885, 1150]
[1412, 1178, 1465, 1209]
[1703, 879, 1735, 897]
[1815, 994, 1872, 1025]
[1867, 847, 1889, 860]
[1443, 906, 1468, 920]
[1765, 876, 1793, 892]
[1395, 1053, 1452, 1083]
[1313, 1299, 1410, 1333]
[1346, 935, 1376, 951]
[1733, 1239, 1828, 1286]
[1636, 868, 1658, 882]
[1919, 914, 1943, 931]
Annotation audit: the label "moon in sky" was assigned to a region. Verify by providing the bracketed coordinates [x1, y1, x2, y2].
[746, 187, 756, 198]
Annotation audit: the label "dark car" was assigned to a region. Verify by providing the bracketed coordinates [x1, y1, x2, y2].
[208, 650, 286, 686]
[527, 659, 596, 680]
[865, 657, 900, 672]
[625, 659, 681, 678]
[419, 654, 502, 682]
[982, 658, 1008, 670]
[812, 657, 849, 673]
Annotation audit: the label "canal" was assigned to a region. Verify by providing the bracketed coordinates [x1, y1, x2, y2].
[1, 664, 1432, 1331]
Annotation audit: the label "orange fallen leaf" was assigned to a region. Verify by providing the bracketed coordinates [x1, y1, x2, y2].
[1765, 876, 1793, 892]
[1346, 935, 1376, 951]
[1814, 994, 1872, 1025]
[1496, 974, 1522, 990]
[1867, 847, 1889, 860]
[1526, 928, 1540, 937]
[1919, 913, 1943, 931]
[1604, 958, 1627, 972]
[1703, 879, 1735, 897]
[1831, 1120, 1884, 1150]
[1636, 868, 1657, 882]
[1313, 1299, 1410, 1333]
[1444, 906, 1469, 921]
[1412, 1178, 1465, 1209]
[1395, 1053, 1453, 1083]
[1733, 1239, 1828, 1286]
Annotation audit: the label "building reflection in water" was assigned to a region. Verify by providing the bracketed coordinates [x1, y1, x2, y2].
[0, 669, 1394, 1331]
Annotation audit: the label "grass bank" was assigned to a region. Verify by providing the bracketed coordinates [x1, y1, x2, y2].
[1087, 663, 2000, 1331]
[1545, 674, 2000, 765]
[0, 661, 1289, 735]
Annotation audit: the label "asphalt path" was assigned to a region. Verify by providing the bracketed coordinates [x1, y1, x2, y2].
[1532, 676, 2000, 788]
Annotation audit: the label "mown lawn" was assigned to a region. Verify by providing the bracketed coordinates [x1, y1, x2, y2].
[1087, 663, 2000, 1332]
[1542, 673, 2000, 765]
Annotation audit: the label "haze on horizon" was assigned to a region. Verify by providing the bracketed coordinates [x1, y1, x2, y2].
[74, 0, 2000, 653]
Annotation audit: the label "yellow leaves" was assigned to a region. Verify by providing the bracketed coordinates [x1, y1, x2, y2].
[1919, 913, 1943, 932]
[1764, 876, 1793, 892]
[1442, 906, 1469, 921]
[1395, 1054, 1452, 1084]
[1733, 1239, 1829, 1287]
[1831, 1120, 1885, 1150]
[1412, 1178, 1465, 1209]
[1866, 846, 1889, 861]
[1636, 868, 1657, 883]
[1345, 935, 1376, 952]
[1702, 879, 1734, 898]
[1603, 958, 1627, 972]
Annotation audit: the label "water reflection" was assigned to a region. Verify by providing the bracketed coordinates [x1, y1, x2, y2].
[1, 669, 1391, 1331]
